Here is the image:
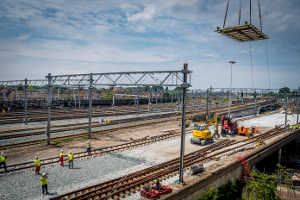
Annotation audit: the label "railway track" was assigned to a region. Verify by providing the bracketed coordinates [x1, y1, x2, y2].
[49, 125, 293, 200]
[0, 127, 193, 175]
[0, 103, 196, 125]
[0, 102, 280, 150]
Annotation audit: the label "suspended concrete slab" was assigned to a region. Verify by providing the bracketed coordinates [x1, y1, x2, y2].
[214, 23, 268, 42]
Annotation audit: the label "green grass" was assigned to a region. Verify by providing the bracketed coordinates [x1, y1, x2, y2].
[53, 138, 73, 144]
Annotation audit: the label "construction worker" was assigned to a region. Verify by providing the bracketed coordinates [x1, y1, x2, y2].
[296, 124, 299, 130]
[67, 151, 73, 169]
[34, 156, 41, 175]
[246, 129, 252, 139]
[290, 125, 293, 132]
[0, 152, 8, 171]
[40, 173, 49, 195]
[287, 124, 290, 132]
[59, 150, 64, 166]
[2, 109, 5, 115]
[87, 141, 91, 154]
[256, 138, 265, 149]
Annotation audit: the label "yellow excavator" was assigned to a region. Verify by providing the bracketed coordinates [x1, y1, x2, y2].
[190, 114, 220, 145]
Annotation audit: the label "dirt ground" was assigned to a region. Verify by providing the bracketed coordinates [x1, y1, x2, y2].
[2, 121, 180, 165]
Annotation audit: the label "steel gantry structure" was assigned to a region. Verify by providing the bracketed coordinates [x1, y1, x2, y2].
[0, 64, 192, 184]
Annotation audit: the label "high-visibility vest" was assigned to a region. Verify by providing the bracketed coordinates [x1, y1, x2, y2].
[69, 154, 73, 161]
[40, 177, 47, 185]
[87, 143, 91, 148]
[296, 125, 299, 128]
[34, 159, 40, 167]
[60, 153, 64, 158]
[0, 155, 5, 162]
[290, 125, 293, 129]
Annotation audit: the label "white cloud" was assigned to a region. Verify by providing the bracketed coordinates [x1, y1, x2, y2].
[127, 4, 156, 22]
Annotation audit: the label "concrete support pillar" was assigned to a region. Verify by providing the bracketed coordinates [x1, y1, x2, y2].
[278, 148, 282, 165]
[112, 91, 115, 107]
[46, 73, 52, 145]
[24, 79, 28, 125]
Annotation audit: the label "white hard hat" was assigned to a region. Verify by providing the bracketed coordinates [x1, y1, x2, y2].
[260, 138, 262, 140]
[42, 173, 46, 176]
[61, 150, 64, 152]
[1, 152, 3, 155]
[87, 141, 90, 143]
[69, 151, 72, 153]
[35, 156, 38, 159]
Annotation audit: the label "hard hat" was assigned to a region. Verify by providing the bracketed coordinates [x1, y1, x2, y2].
[61, 150, 63, 152]
[87, 141, 90, 143]
[69, 151, 72, 153]
[42, 173, 46, 176]
[260, 138, 262, 140]
[1, 152, 3, 155]
[35, 156, 38, 159]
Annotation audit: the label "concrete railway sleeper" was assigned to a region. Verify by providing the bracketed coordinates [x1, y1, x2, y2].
[51, 125, 294, 200]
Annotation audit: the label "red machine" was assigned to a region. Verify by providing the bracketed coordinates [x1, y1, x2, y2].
[140, 180, 172, 199]
[221, 115, 238, 136]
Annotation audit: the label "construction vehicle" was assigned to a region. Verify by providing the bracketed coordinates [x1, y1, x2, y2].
[140, 180, 172, 199]
[238, 126, 259, 136]
[221, 115, 238, 136]
[190, 114, 220, 145]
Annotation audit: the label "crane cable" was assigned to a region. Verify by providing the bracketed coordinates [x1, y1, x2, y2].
[223, 0, 230, 28]
[249, 41, 254, 88]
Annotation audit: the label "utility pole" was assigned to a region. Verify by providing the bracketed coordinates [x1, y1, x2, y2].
[148, 92, 150, 111]
[195, 90, 198, 110]
[206, 89, 209, 118]
[78, 88, 81, 108]
[254, 90, 257, 116]
[285, 97, 288, 132]
[137, 86, 139, 116]
[156, 88, 158, 116]
[297, 87, 300, 124]
[88, 74, 93, 139]
[24, 78, 28, 125]
[209, 86, 212, 119]
[179, 63, 189, 183]
[46, 73, 52, 145]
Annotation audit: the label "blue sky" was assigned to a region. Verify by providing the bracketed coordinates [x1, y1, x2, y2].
[0, 0, 299, 90]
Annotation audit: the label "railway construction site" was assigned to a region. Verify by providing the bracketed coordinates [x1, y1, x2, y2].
[1, 94, 300, 200]
[1, 1, 300, 199]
